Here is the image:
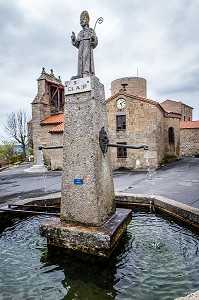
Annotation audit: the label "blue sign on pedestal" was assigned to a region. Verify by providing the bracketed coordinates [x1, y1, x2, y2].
[74, 178, 83, 185]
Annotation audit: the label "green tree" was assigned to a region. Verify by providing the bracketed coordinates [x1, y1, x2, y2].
[0, 140, 16, 163]
[4, 109, 29, 159]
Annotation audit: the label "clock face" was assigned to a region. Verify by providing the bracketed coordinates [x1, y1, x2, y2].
[117, 98, 126, 109]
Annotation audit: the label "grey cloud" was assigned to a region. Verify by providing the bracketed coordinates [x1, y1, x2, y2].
[0, 0, 199, 143]
[0, 1, 24, 33]
[157, 66, 199, 96]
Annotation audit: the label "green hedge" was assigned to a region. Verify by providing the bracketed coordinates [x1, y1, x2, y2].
[8, 154, 24, 164]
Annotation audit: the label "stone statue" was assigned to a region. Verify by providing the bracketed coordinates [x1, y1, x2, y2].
[71, 11, 98, 78]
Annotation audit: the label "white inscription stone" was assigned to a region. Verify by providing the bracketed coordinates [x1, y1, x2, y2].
[65, 77, 91, 95]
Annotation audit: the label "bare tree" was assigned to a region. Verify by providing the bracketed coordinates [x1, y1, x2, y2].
[4, 109, 29, 159]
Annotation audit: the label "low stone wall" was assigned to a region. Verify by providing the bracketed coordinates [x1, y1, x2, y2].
[115, 193, 199, 228]
[180, 128, 199, 156]
[1, 192, 199, 229]
[175, 290, 199, 300]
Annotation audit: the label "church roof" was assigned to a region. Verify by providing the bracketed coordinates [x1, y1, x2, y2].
[161, 99, 193, 110]
[163, 110, 182, 116]
[49, 123, 64, 133]
[37, 68, 64, 87]
[180, 121, 199, 129]
[106, 90, 160, 106]
[107, 91, 182, 117]
[40, 113, 64, 125]
[40, 92, 186, 134]
[106, 90, 165, 112]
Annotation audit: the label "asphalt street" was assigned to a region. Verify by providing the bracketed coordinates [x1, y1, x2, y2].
[0, 162, 61, 206]
[114, 157, 199, 208]
[0, 156, 199, 208]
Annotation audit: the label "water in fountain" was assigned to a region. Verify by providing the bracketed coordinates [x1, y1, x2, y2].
[0, 210, 199, 300]
[41, 172, 47, 193]
[144, 149, 156, 198]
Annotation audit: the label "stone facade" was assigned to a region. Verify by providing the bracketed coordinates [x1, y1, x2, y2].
[106, 90, 181, 170]
[180, 121, 199, 156]
[31, 68, 64, 166]
[163, 113, 181, 157]
[161, 99, 193, 121]
[31, 73, 197, 170]
[50, 133, 63, 170]
[111, 77, 147, 97]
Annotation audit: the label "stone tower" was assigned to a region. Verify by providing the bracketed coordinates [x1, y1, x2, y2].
[111, 77, 147, 97]
[31, 68, 64, 164]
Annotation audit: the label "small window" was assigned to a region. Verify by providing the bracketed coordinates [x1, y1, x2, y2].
[116, 115, 126, 131]
[168, 127, 174, 144]
[117, 142, 127, 158]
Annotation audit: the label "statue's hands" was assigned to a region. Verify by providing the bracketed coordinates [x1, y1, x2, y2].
[71, 31, 76, 42]
[90, 31, 95, 42]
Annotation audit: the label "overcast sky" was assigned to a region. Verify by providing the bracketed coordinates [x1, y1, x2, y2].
[1, 0, 199, 143]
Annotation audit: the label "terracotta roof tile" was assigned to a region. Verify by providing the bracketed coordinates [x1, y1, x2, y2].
[164, 110, 182, 116]
[106, 90, 163, 108]
[49, 123, 64, 133]
[106, 91, 183, 117]
[161, 99, 193, 109]
[180, 121, 199, 129]
[41, 113, 64, 125]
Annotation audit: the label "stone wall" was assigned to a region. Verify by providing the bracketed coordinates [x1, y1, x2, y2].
[31, 73, 185, 171]
[180, 129, 199, 156]
[161, 100, 193, 121]
[106, 95, 165, 170]
[39, 124, 55, 166]
[33, 123, 63, 170]
[111, 77, 147, 97]
[163, 115, 181, 157]
[50, 133, 63, 170]
[31, 69, 64, 166]
[181, 105, 192, 121]
[32, 101, 51, 165]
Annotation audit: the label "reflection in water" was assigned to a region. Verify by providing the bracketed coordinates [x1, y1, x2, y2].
[40, 231, 133, 299]
[0, 211, 199, 300]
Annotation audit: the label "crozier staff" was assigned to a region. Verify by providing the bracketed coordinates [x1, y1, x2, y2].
[71, 11, 98, 78]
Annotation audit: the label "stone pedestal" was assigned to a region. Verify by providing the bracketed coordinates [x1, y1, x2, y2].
[24, 150, 47, 173]
[40, 208, 132, 257]
[40, 76, 131, 257]
[61, 76, 115, 226]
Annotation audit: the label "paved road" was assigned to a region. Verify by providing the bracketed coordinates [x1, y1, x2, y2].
[0, 157, 199, 208]
[113, 157, 199, 208]
[0, 163, 61, 206]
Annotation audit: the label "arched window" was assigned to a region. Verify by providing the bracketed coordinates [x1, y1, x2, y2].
[168, 127, 174, 144]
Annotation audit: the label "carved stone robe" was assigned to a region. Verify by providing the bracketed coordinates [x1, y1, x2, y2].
[72, 28, 98, 77]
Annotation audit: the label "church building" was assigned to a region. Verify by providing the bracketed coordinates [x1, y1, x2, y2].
[30, 69, 198, 170]
[106, 77, 181, 170]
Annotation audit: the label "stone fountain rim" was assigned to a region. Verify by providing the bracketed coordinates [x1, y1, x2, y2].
[0, 192, 199, 299]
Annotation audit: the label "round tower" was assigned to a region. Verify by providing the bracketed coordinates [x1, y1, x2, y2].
[111, 77, 147, 97]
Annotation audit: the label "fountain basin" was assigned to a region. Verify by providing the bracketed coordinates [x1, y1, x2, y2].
[0, 206, 199, 299]
[0, 194, 199, 299]
[40, 208, 132, 257]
